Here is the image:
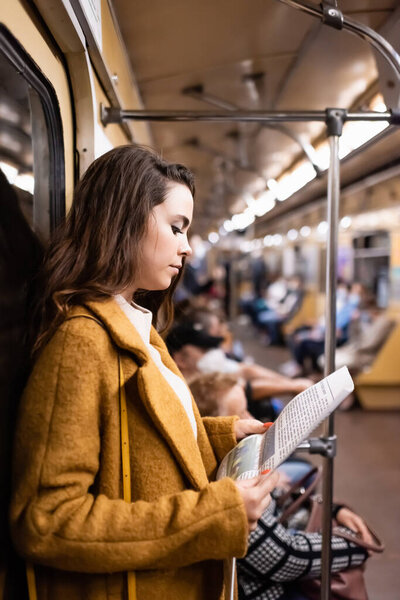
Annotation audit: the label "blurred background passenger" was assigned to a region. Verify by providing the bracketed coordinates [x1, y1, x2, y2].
[0, 168, 44, 597]
[241, 274, 287, 327]
[256, 275, 304, 345]
[179, 304, 245, 361]
[167, 318, 313, 421]
[250, 251, 268, 299]
[282, 281, 364, 377]
[189, 372, 251, 419]
[319, 294, 395, 375]
[188, 372, 313, 483]
[189, 372, 371, 600]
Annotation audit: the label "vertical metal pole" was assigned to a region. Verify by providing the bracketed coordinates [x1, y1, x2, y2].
[320, 131, 341, 599]
[229, 254, 238, 320]
[227, 557, 236, 600]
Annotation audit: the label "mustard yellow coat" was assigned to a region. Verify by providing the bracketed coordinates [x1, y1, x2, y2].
[10, 299, 248, 600]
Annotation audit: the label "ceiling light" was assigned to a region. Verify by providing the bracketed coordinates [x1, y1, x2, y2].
[249, 190, 276, 217]
[339, 120, 389, 160]
[340, 216, 352, 229]
[223, 219, 234, 232]
[0, 161, 18, 184]
[263, 235, 273, 247]
[244, 193, 255, 206]
[267, 178, 286, 201]
[231, 209, 255, 230]
[287, 229, 298, 241]
[208, 232, 219, 244]
[267, 178, 279, 192]
[276, 161, 316, 201]
[369, 93, 387, 112]
[14, 173, 34, 194]
[373, 101, 387, 112]
[272, 234, 283, 246]
[300, 225, 311, 237]
[317, 221, 329, 236]
[313, 141, 330, 171]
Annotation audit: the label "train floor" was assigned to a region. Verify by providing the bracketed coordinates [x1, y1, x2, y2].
[231, 318, 400, 599]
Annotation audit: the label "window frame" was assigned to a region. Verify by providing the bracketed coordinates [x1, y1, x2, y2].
[0, 23, 65, 230]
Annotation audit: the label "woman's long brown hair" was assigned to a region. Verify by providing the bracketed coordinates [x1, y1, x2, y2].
[31, 144, 195, 355]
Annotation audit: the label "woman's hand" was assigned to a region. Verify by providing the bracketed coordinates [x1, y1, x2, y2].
[234, 419, 273, 441]
[235, 471, 280, 531]
[336, 507, 374, 545]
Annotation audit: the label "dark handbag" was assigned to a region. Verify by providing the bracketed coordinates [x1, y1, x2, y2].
[277, 467, 384, 600]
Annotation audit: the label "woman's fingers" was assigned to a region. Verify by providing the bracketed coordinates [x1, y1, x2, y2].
[351, 515, 374, 545]
[234, 418, 273, 441]
[337, 508, 375, 545]
[235, 471, 279, 531]
[257, 470, 280, 495]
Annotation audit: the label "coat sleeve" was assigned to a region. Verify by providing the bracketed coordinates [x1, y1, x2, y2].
[202, 416, 239, 462]
[10, 321, 248, 574]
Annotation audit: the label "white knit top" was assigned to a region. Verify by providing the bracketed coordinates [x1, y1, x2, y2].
[114, 295, 197, 439]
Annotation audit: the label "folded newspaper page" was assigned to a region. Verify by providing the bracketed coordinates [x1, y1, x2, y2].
[217, 366, 354, 481]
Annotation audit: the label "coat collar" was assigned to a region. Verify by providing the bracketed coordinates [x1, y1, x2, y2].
[70, 299, 209, 489]
[79, 298, 156, 364]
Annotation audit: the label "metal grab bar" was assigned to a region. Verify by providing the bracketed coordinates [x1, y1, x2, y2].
[101, 105, 395, 125]
[277, 0, 400, 81]
[182, 86, 323, 177]
[297, 436, 336, 457]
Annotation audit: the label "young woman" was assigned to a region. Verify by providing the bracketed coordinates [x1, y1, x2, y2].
[10, 145, 278, 600]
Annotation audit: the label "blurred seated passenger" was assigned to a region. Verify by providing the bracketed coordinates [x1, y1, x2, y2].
[189, 372, 313, 484]
[318, 295, 395, 375]
[282, 282, 363, 376]
[180, 304, 245, 361]
[166, 320, 313, 402]
[0, 168, 44, 598]
[266, 275, 289, 309]
[189, 372, 371, 600]
[189, 372, 251, 419]
[250, 252, 268, 299]
[241, 275, 288, 326]
[256, 275, 304, 345]
[237, 495, 370, 600]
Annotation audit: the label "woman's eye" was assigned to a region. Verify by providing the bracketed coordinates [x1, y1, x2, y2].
[171, 225, 182, 235]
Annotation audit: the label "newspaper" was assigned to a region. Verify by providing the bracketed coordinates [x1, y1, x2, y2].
[217, 366, 354, 481]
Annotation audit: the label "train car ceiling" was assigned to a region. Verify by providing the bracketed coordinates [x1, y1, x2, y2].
[110, 0, 400, 238]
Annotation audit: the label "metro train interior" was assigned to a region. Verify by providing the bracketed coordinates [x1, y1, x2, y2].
[1, 1, 400, 598]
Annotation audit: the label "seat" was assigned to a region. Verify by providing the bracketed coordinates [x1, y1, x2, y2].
[282, 292, 323, 337]
[355, 322, 400, 410]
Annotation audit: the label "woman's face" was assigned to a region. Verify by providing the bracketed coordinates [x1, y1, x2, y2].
[135, 182, 193, 291]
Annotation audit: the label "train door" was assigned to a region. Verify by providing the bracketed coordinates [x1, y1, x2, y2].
[0, 3, 73, 596]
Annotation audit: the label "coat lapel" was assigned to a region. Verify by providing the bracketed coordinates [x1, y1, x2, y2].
[82, 299, 209, 490]
[136, 362, 209, 489]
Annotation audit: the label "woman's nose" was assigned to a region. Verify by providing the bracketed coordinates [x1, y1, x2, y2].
[180, 236, 192, 257]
